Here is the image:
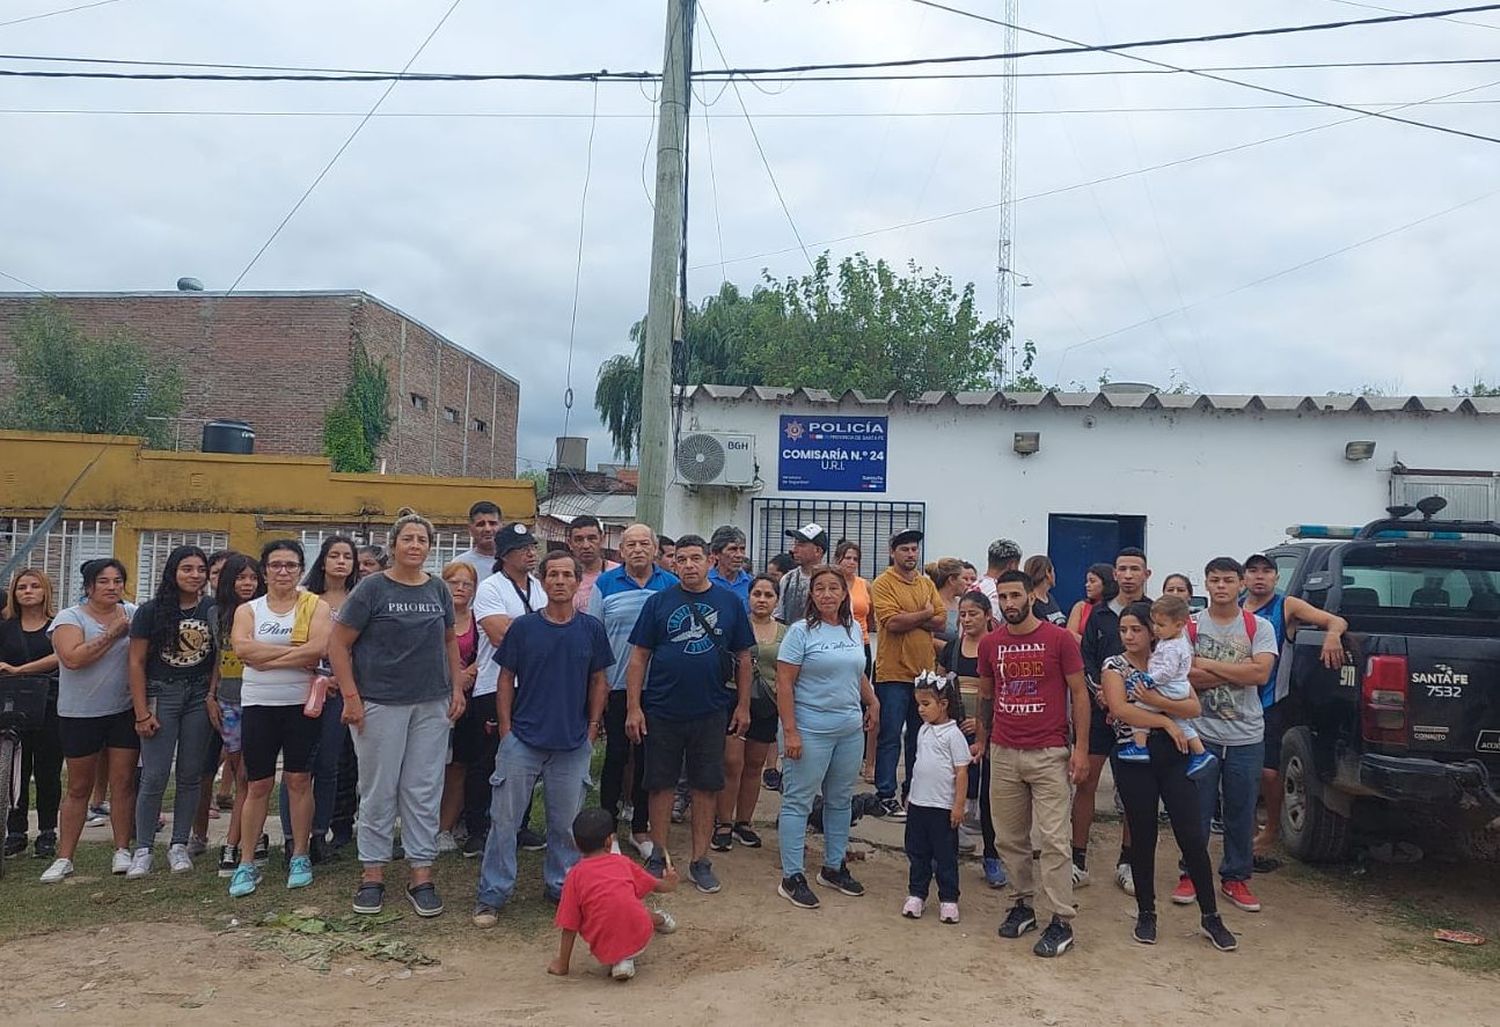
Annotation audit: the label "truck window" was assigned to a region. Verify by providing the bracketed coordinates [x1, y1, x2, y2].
[1341, 562, 1500, 614]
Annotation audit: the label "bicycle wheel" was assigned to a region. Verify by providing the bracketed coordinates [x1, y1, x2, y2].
[0, 734, 13, 880]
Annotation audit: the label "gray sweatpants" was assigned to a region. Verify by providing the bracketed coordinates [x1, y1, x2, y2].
[349, 697, 449, 868]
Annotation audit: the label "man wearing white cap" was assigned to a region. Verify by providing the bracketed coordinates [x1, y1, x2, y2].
[773, 523, 828, 624]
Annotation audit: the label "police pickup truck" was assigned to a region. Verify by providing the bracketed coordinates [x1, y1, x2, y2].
[1261, 499, 1500, 862]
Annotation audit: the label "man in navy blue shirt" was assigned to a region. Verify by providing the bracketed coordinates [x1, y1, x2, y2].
[473, 550, 613, 926]
[706, 524, 751, 609]
[626, 533, 753, 895]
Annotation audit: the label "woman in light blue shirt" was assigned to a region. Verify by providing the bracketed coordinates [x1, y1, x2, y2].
[774, 566, 879, 911]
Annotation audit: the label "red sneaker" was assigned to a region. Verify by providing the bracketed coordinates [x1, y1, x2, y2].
[1221, 879, 1262, 912]
[1170, 874, 1197, 905]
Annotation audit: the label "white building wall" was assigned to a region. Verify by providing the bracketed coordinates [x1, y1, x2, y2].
[665, 392, 1499, 589]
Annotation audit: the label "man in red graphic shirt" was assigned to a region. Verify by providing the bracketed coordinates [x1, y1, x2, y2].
[975, 570, 1090, 958]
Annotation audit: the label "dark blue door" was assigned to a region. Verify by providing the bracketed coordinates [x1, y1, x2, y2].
[1048, 514, 1147, 611]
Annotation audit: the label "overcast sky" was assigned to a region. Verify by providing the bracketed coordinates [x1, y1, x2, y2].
[3, 0, 1498, 472]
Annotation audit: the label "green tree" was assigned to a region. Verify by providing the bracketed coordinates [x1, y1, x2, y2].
[1, 302, 184, 447]
[595, 253, 1018, 459]
[322, 343, 393, 472]
[520, 469, 550, 501]
[1452, 378, 1500, 397]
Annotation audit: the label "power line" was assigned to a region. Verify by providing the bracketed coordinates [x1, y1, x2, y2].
[687, 75, 1500, 270]
[0, 267, 50, 292]
[560, 79, 599, 440]
[1321, 0, 1500, 31]
[699, 5, 814, 269]
[909, 0, 1500, 147]
[7, 4, 1500, 81]
[9, 97, 1500, 119]
[226, 0, 465, 294]
[0, 0, 123, 30]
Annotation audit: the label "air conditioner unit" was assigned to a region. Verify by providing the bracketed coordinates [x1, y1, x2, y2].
[674, 432, 756, 487]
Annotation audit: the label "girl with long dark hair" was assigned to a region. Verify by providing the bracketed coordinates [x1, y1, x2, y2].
[940, 590, 1007, 889]
[127, 545, 218, 877]
[211, 553, 264, 875]
[1066, 563, 1118, 641]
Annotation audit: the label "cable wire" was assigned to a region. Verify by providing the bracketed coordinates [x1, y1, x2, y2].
[225, 0, 465, 293]
[560, 78, 599, 440]
[908, 0, 1500, 147]
[699, 5, 814, 269]
[0, 0, 122, 30]
[688, 75, 1500, 270]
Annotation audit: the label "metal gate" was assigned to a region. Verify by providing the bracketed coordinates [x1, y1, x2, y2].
[750, 499, 925, 580]
[0, 518, 116, 605]
[136, 530, 230, 601]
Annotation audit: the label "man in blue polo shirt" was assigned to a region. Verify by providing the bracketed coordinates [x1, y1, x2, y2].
[707, 524, 751, 608]
[589, 523, 678, 858]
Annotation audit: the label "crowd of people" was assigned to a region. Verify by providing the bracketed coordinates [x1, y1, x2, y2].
[0, 504, 1350, 979]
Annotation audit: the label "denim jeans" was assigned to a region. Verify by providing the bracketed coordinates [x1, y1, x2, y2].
[136, 677, 215, 848]
[777, 725, 863, 879]
[1193, 738, 1264, 883]
[874, 682, 920, 800]
[281, 691, 344, 841]
[475, 731, 592, 908]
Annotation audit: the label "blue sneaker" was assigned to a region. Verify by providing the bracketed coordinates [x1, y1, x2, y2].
[286, 854, 313, 889]
[983, 856, 1008, 889]
[228, 863, 262, 898]
[1116, 742, 1151, 763]
[1186, 751, 1218, 780]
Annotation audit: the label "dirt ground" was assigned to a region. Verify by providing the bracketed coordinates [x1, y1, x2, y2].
[2, 814, 1497, 1027]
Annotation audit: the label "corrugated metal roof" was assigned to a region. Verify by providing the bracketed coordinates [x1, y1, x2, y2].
[678, 385, 1498, 415]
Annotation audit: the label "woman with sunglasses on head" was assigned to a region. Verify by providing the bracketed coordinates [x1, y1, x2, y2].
[127, 545, 218, 878]
[1, 569, 62, 860]
[939, 589, 1007, 889]
[279, 534, 359, 865]
[228, 540, 331, 897]
[41, 559, 138, 883]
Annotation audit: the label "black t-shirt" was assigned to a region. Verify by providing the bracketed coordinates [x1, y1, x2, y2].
[1033, 594, 1067, 628]
[0, 616, 54, 669]
[129, 597, 216, 682]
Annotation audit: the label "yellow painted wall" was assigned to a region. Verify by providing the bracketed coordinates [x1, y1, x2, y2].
[0, 430, 535, 586]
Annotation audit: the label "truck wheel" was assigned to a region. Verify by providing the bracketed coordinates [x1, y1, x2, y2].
[1279, 726, 1350, 863]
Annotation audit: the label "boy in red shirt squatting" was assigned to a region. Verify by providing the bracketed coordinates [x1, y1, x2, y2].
[548, 808, 680, 981]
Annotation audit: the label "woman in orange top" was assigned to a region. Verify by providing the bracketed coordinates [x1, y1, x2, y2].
[835, 541, 878, 782]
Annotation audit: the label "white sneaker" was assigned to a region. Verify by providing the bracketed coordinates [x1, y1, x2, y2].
[1072, 863, 1091, 889]
[628, 835, 655, 861]
[167, 843, 193, 873]
[40, 857, 74, 883]
[111, 847, 132, 874]
[1115, 862, 1136, 897]
[654, 909, 678, 935]
[939, 902, 960, 924]
[611, 958, 637, 981]
[901, 896, 925, 919]
[436, 831, 457, 853]
[126, 847, 153, 879]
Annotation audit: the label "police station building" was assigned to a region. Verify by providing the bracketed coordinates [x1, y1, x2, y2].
[662, 384, 1500, 610]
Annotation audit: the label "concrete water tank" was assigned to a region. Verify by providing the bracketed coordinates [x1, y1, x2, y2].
[202, 419, 255, 454]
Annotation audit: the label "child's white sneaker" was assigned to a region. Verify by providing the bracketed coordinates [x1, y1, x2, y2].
[611, 958, 637, 981]
[901, 896, 924, 919]
[654, 909, 678, 934]
[939, 902, 960, 924]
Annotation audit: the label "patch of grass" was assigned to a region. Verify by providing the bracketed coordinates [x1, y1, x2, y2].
[1287, 858, 1500, 975]
[0, 840, 558, 954]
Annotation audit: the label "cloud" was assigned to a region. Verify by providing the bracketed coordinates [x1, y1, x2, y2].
[2, 0, 1498, 478]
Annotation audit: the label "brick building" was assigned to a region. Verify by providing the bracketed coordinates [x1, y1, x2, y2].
[0, 290, 519, 477]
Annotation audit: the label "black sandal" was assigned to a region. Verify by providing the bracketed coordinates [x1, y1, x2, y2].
[731, 822, 762, 848]
[710, 823, 734, 852]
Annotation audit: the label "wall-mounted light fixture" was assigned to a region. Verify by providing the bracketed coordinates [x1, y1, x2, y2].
[1344, 440, 1376, 462]
[1013, 431, 1040, 456]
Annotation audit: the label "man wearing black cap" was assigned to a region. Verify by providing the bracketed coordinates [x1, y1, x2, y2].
[466, 523, 547, 856]
[774, 523, 828, 624]
[870, 528, 947, 819]
[1241, 553, 1346, 866]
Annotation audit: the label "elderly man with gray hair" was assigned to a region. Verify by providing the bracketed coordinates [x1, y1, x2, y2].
[707, 525, 751, 609]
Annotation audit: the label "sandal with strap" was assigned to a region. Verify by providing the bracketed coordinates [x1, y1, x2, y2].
[731, 822, 762, 848]
[710, 823, 734, 852]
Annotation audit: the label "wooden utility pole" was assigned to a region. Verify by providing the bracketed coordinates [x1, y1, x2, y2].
[636, 0, 693, 532]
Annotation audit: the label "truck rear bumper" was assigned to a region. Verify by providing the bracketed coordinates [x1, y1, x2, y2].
[1359, 754, 1500, 820]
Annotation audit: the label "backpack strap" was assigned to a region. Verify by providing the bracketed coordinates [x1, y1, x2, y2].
[1186, 611, 1258, 646]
